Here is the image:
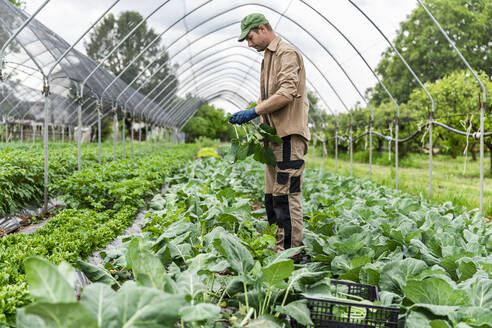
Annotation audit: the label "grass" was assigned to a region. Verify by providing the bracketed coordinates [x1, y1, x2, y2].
[305, 148, 492, 218]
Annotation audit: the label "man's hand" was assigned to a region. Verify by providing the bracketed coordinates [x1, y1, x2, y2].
[229, 107, 258, 125]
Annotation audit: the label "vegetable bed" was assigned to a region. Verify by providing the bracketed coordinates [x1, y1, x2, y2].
[8, 154, 492, 327]
[0, 144, 198, 322]
[0, 142, 152, 217]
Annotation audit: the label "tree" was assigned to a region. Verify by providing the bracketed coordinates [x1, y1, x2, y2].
[181, 104, 235, 142]
[368, 0, 491, 105]
[84, 11, 177, 105]
[405, 70, 492, 171]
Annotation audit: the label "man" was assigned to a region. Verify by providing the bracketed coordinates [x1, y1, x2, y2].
[229, 13, 310, 253]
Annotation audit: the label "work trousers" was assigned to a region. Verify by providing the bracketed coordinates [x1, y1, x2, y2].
[265, 134, 308, 252]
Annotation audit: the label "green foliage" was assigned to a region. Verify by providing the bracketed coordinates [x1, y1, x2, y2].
[402, 70, 492, 169]
[182, 104, 235, 142]
[229, 123, 281, 166]
[0, 144, 197, 319]
[53, 145, 197, 210]
[11, 157, 492, 327]
[369, 0, 491, 105]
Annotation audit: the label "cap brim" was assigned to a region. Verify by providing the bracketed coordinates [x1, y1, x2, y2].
[238, 28, 250, 42]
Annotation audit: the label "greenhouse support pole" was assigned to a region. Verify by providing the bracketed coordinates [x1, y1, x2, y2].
[429, 110, 433, 198]
[417, 0, 487, 212]
[138, 120, 142, 155]
[77, 88, 83, 171]
[395, 116, 399, 189]
[113, 106, 117, 161]
[97, 103, 102, 164]
[350, 119, 353, 177]
[335, 126, 338, 173]
[146, 123, 149, 155]
[369, 119, 373, 178]
[122, 111, 126, 159]
[42, 83, 50, 213]
[131, 115, 134, 158]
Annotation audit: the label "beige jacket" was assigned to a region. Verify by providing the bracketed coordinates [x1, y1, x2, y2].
[258, 36, 310, 141]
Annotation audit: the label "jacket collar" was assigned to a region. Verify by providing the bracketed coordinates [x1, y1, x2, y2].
[266, 36, 281, 52]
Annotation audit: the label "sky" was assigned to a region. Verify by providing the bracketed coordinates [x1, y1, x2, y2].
[22, 0, 418, 115]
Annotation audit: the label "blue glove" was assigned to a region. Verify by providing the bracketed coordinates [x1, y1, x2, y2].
[229, 107, 258, 125]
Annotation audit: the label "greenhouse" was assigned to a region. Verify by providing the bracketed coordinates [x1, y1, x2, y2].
[0, 0, 491, 327]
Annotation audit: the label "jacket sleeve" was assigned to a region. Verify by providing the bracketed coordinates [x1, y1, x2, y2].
[274, 49, 300, 102]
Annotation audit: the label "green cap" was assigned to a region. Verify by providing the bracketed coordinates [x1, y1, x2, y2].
[238, 13, 269, 42]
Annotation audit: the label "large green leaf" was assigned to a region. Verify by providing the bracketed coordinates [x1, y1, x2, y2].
[275, 300, 313, 326]
[176, 270, 207, 300]
[403, 277, 468, 308]
[186, 253, 228, 274]
[468, 278, 492, 307]
[24, 256, 76, 303]
[213, 232, 254, 276]
[23, 302, 98, 328]
[380, 258, 428, 294]
[80, 283, 117, 328]
[126, 239, 176, 293]
[77, 260, 119, 287]
[179, 303, 221, 322]
[261, 259, 294, 288]
[149, 194, 165, 210]
[449, 306, 492, 327]
[264, 247, 303, 265]
[110, 281, 186, 328]
[404, 311, 433, 328]
[15, 308, 46, 328]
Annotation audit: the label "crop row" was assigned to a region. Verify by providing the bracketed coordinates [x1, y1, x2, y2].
[0, 141, 156, 217]
[10, 154, 492, 327]
[0, 143, 198, 322]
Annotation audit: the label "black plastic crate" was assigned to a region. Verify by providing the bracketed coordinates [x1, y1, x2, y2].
[291, 280, 399, 328]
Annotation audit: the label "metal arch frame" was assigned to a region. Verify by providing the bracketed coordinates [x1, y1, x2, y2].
[123, 30, 337, 129]
[416, 0, 488, 213]
[144, 65, 259, 121]
[122, 47, 256, 110]
[112, 3, 349, 122]
[154, 82, 252, 125]
[153, 79, 253, 126]
[140, 28, 344, 125]
[160, 13, 345, 120]
[149, 52, 326, 126]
